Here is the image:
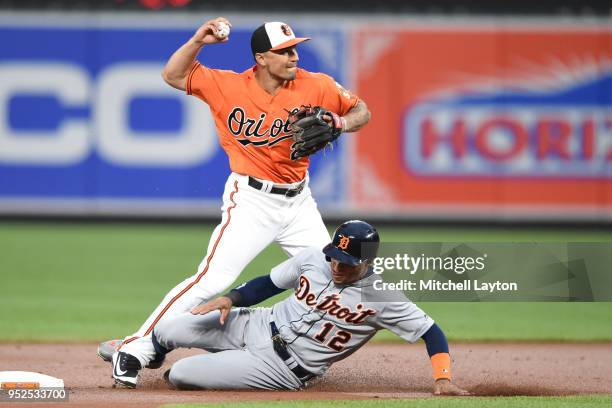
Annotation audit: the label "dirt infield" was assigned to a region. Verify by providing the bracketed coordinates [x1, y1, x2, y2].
[1, 342, 611, 407]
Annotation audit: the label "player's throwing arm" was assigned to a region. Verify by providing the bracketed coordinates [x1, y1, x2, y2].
[162, 17, 232, 91]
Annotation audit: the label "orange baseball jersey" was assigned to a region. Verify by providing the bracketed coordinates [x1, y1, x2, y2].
[186, 62, 359, 183]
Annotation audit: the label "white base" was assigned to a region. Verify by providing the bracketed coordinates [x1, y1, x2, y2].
[0, 371, 64, 388]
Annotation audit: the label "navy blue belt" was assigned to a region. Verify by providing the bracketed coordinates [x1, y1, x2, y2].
[270, 321, 314, 383]
[248, 176, 305, 198]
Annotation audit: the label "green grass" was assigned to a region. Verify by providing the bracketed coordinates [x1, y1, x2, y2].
[1, 222, 611, 342]
[373, 302, 612, 342]
[162, 395, 612, 408]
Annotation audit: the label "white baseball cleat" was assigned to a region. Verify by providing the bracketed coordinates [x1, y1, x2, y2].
[112, 351, 141, 388]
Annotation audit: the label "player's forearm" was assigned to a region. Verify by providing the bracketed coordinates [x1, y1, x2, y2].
[421, 323, 449, 357]
[421, 323, 451, 380]
[162, 38, 205, 91]
[225, 275, 285, 307]
[422, 324, 469, 397]
[342, 100, 371, 133]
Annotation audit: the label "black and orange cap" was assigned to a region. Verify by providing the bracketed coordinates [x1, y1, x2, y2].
[251, 22, 310, 54]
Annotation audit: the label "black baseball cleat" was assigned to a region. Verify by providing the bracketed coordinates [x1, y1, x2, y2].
[112, 351, 142, 388]
[147, 353, 166, 369]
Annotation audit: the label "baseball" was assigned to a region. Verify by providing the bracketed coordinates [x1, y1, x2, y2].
[215, 22, 230, 40]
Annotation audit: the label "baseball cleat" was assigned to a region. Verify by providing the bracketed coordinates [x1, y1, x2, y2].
[98, 339, 123, 362]
[98, 339, 165, 369]
[147, 353, 166, 369]
[112, 351, 141, 388]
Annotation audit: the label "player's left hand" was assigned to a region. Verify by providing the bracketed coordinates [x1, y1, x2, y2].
[320, 110, 345, 131]
[433, 379, 471, 396]
[190, 296, 233, 325]
[288, 106, 344, 160]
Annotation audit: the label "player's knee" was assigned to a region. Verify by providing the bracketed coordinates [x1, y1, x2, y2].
[153, 319, 177, 349]
[167, 366, 186, 387]
[168, 362, 199, 390]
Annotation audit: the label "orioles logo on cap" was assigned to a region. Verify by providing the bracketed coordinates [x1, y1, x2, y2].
[281, 24, 293, 37]
[338, 236, 350, 250]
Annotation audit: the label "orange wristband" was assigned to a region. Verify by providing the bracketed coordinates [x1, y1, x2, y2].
[431, 352, 451, 380]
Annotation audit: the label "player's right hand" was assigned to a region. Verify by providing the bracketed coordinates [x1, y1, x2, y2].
[191, 17, 232, 45]
[433, 379, 471, 396]
[190, 296, 233, 325]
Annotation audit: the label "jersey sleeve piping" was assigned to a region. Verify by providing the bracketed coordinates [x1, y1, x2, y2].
[185, 60, 200, 96]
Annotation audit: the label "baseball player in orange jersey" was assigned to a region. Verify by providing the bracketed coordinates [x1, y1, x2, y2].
[100, 17, 371, 388]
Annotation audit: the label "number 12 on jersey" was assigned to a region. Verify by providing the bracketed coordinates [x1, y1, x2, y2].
[314, 322, 351, 351]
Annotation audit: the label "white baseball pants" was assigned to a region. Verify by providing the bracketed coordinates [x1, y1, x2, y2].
[119, 172, 330, 367]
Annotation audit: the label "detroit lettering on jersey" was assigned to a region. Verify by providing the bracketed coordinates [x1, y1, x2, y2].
[187, 62, 359, 183]
[295, 275, 377, 324]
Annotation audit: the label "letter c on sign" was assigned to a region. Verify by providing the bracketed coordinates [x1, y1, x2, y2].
[0, 63, 91, 164]
[95, 63, 216, 166]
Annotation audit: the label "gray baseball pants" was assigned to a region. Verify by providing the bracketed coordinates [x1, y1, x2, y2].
[153, 307, 304, 390]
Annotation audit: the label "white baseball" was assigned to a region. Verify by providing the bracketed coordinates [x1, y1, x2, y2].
[215, 22, 230, 40]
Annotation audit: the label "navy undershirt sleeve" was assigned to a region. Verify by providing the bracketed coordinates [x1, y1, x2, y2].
[227, 275, 285, 307]
[421, 323, 449, 357]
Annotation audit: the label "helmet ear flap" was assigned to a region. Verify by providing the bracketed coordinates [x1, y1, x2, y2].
[362, 240, 380, 263]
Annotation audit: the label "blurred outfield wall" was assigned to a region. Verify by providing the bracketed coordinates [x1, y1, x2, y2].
[0, 13, 611, 221]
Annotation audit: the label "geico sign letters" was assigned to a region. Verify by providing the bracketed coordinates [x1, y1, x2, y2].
[0, 63, 215, 166]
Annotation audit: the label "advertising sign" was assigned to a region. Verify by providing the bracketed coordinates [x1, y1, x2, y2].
[353, 25, 612, 218]
[0, 17, 346, 215]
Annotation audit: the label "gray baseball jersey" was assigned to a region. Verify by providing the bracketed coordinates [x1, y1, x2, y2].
[155, 247, 433, 390]
[270, 247, 434, 376]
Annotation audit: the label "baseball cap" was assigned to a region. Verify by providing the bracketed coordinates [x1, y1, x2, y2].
[250, 22, 310, 54]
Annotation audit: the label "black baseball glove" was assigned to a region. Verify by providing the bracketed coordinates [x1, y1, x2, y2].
[288, 106, 344, 160]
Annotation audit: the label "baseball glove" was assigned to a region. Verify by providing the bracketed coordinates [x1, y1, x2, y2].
[288, 106, 344, 160]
